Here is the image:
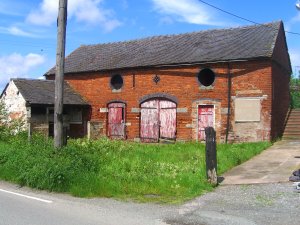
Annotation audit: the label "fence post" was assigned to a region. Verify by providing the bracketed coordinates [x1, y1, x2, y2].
[205, 127, 217, 185]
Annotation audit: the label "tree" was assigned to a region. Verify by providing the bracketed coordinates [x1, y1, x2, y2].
[0, 100, 10, 140]
[291, 77, 300, 109]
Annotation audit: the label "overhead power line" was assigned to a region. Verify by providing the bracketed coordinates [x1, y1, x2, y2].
[198, 0, 300, 36]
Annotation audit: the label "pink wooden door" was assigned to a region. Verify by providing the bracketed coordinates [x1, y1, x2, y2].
[159, 100, 176, 140]
[140, 99, 176, 142]
[108, 103, 125, 139]
[140, 100, 159, 142]
[198, 105, 214, 141]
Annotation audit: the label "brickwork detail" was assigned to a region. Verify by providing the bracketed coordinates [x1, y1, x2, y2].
[45, 57, 290, 142]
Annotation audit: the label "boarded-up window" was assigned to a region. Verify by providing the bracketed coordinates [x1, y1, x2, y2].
[88, 121, 103, 139]
[69, 108, 82, 123]
[235, 98, 261, 122]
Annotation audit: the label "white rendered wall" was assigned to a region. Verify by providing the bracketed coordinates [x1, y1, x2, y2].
[1, 80, 27, 121]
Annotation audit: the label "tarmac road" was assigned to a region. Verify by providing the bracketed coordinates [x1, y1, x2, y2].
[1, 181, 299, 225]
[0, 181, 174, 225]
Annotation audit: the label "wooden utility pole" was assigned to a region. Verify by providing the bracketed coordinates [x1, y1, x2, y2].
[54, 0, 68, 148]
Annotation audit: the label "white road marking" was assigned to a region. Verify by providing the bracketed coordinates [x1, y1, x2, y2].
[0, 188, 53, 203]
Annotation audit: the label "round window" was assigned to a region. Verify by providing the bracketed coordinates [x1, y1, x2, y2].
[197, 68, 215, 86]
[110, 74, 123, 90]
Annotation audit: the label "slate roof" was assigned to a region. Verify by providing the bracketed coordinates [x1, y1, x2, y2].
[11, 79, 89, 106]
[46, 21, 283, 76]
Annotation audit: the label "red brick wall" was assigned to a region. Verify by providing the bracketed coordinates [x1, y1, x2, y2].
[230, 61, 272, 142]
[272, 23, 291, 73]
[47, 58, 278, 142]
[270, 24, 291, 140]
[271, 64, 290, 140]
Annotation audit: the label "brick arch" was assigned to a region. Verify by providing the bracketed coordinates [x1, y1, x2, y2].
[139, 93, 178, 105]
[107, 99, 127, 106]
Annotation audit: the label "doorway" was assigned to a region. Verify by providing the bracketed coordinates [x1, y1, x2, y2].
[140, 99, 176, 142]
[107, 102, 126, 139]
[198, 105, 214, 141]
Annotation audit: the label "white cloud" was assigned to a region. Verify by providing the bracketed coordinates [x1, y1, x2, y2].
[286, 11, 300, 32]
[0, 53, 46, 89]
[151, 0, 222, 26]
[121, 0, 129, 10]
[102, 19, 122, 32]
[290, 49, 300, 76]
[0, 1, 24, 16]
[0, 26, 39, 38]
[26, 0, 57, 26]
[8, 26, 32, 37]
[159, 16, 174, 25]
[290, 51, 300, 66]
[26, 0, 121, 32]
[291, 12, 300, 23]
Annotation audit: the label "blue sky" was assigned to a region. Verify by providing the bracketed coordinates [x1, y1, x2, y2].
[0, 0, 299, 90]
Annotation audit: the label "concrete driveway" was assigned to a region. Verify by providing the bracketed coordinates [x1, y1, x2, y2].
[221, 140, 300, 185]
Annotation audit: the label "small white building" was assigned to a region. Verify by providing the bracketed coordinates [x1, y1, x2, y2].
[1, 79, 90, 138]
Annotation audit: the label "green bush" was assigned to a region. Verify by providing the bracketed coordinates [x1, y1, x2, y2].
[0, 100, 25, 141]
[0, 135, 102, 192]
[0, 100, 9, 140]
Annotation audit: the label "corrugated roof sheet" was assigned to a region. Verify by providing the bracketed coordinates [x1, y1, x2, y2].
[46, 21, 282, 76]
[12, 79, 89, 106]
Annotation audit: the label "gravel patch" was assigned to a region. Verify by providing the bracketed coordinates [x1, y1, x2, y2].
[165, 183, 300, 225]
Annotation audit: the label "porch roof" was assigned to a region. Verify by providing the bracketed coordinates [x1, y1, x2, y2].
[12, 79, 89, 106]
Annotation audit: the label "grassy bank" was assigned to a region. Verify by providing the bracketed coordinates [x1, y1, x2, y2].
[0, 134, 271, 203]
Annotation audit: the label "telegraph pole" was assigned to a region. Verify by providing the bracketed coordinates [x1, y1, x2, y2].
[54, 0, 67, 148]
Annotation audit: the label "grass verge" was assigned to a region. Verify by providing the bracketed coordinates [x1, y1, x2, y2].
[0, 134, 271, 204]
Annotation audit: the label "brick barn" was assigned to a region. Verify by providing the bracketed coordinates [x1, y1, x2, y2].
[44, 21, 291, 143]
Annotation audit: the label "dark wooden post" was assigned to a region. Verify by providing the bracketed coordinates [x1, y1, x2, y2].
[205, 127, 217, 185]
[26, 107, 31, 142]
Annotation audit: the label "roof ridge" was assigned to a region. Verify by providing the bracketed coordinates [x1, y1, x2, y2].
[45, 20, 285, 76]
[12, 78, 52, 82]
[81, 21, 282, 48]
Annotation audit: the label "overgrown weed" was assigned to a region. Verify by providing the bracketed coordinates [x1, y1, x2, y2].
[0, 135, 271, 204]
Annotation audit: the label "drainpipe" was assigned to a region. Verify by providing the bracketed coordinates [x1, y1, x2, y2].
[225, 62, 232, 144]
